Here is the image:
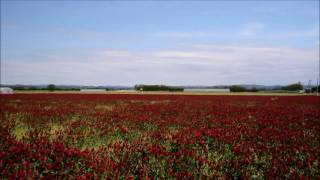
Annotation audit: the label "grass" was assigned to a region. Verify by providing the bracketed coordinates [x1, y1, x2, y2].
[11, 123, 30, 140]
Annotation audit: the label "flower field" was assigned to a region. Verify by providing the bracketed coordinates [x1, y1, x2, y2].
[1, 94, 319, 179]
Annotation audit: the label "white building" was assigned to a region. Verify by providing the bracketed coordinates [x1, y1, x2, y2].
[0, 87, 13, 94]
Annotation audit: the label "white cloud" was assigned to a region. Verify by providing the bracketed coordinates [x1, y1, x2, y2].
[99, 50, 132, 58]
[154, 25, 318, 40]
[265, 27, 319, 38]
[1, 44, 319, 86]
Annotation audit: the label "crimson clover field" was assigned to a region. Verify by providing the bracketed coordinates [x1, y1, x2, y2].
[0, 94, 319, 179]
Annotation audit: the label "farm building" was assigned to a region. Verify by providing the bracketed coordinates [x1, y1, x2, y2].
[0, 87, 13, 94]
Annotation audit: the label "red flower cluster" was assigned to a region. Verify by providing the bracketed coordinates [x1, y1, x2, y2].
[0, 94, 319, 179]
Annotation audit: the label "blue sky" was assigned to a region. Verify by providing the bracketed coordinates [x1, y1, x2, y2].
[1, 1, 319, 86]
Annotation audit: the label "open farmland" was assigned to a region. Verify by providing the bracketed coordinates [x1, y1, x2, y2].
[0, 94, 319, 179]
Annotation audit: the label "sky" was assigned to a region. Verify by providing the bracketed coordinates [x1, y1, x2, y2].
[1, 1, 319, 86]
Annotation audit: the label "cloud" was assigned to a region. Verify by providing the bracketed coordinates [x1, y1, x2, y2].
[1, 44, 319, 86]
[154, 25, 318, 40]
[265, 27, 319, 38]
[99, 50, 132, 58]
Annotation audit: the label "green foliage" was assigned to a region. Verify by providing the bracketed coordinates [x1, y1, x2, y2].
[11, 123, 31, 140]
[230, 85, 259, 92]
[47, 84, 56, 91]
[9, 85, 80, 91]
[281, 82, 303, 91]
[311, 86, 320, 93]
[230, 86, 247, 92]
[134, 84, 184, 92]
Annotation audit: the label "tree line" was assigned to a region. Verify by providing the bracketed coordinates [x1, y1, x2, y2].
[10, 84, 80, 91]
[134, 85, 184, 92]
[230, 82, 306, 92]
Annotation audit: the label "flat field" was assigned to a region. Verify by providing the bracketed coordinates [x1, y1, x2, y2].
[0, 94, 319, 179]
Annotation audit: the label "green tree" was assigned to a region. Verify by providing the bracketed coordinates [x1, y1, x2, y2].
[134, 84, 183, 92]
[281, 82, 303, 91]
[47, 84, 56, 91]
[311, 85, 320, 92]
[230, 85, 247, 92]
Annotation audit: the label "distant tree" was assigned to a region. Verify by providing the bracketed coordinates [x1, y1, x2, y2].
[281, 82, 303, 91]
[230, 85, 247, 92]
[311, 86, 320, 92]
[134, 84, 183, 92]
[230, 85, 259, 92]
[250, 87, 259, 92]
[47, 84, 56, 91]
[27, 86, 39, 90]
